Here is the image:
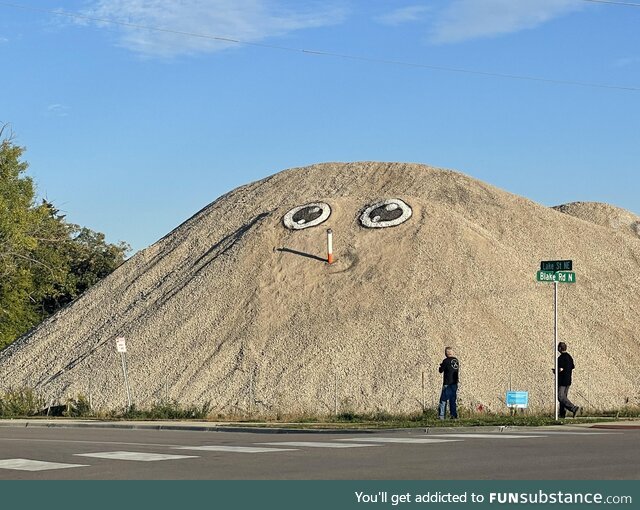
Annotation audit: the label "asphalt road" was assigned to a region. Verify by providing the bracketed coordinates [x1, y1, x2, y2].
[0, 424, 638, 480]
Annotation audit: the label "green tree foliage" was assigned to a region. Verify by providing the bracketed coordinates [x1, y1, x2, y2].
[0, 126, 129, 349]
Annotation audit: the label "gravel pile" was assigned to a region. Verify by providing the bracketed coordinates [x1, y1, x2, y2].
[554, 202, 640, 239]
[1, 162, 638, 415]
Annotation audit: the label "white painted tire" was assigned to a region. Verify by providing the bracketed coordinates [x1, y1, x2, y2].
[360, 198, 412, 228]
[283, 202, 332, 230]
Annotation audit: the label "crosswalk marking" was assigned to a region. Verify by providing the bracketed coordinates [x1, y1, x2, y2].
[0, 459, 88, 472]
[75, 451, 197, 462]
[0, 429, 621, 475]
[340, 437, 461, 444]
[258, 442, 381, 449]
[520, 431, 618, 435]
[173, 446, 298, 453]
[426, 434, 545, 439]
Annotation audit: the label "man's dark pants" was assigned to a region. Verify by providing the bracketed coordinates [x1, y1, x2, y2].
[558, 385, 577, 418]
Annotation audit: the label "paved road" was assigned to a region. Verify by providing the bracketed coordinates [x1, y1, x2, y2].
[0, 424, 638, 479]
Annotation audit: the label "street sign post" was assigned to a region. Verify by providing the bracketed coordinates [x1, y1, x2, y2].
[536, 262, 577, 421]
[115, 337, 132, 409]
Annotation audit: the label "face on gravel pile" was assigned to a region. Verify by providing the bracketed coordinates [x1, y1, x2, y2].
[282, 198, 413, 230]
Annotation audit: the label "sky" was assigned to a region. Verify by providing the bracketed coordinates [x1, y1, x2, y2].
[1, 0, 639, 254]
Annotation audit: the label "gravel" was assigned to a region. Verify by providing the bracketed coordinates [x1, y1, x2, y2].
[1, 162, 638, 415]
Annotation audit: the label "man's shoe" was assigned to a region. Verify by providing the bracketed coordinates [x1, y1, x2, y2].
[572, 406, 581, 418]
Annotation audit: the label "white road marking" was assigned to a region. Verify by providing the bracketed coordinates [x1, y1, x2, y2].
[258, 442, 381, 448]
[0, 438, 185, 447]
[75, 451, 197, 462]
[173, 446, 298, 453]
[0, 459, 88, 471]
[520, 431, 620, 435]
[426, 434, 545, 439]
[340, 438, 461, 444]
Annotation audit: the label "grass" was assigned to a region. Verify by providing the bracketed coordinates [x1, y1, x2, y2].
[220, 409, 626, 429]
[1, 388, 638, 428]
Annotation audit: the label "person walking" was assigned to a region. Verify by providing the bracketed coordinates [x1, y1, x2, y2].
[438, 347, 459, 420]
[555, 341, 580, 418]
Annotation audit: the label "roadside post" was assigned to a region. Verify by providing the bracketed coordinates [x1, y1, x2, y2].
[327, 228, 334, 264]
[536, 260, 575, 420]
[115, 336, 132, 410]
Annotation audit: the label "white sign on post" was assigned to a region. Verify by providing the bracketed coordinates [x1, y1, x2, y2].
[115, 337, 127, 353]
[115, 336, 132, 409]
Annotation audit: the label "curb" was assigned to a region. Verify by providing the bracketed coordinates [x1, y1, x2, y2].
[0, 419, 522, 435]
[590, 424, 640, 430]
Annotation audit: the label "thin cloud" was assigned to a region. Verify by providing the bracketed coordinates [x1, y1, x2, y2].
[429, 0, 584, 44]
[81, 0, 347, 57]
[46, 104, 70, 117]
[375, 6, 431, 26]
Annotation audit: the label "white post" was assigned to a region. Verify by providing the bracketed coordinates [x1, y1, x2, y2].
[88, 376, 93, 411]
[334, 371, 338, 415]
[165, 375, 169, 403]
[327, 229, 334, 264]
[120, 352, 132, 410]
[554, 280, 559, 420]
[249, 370, 254, 414]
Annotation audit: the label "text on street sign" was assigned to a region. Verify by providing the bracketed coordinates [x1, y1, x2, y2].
[540, 260, 573, 272]
[536, 271, 576, 283]
[115, 337, 127, 353]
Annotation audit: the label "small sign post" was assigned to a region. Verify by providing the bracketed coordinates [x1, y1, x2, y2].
[536, 261, 575, 420]
[115, 337, 132, 409]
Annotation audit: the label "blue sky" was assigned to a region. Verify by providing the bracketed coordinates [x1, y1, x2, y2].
[1, 0, 638, 253]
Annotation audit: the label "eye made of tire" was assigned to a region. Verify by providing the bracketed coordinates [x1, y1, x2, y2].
[360, 198, 412, 228]
[283, 202, 331, 230]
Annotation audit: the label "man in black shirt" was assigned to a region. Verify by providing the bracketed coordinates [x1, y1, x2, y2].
[555, 341, 580, 418]
[438, 347, 459, 420]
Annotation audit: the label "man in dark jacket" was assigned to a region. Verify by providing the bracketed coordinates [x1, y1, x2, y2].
[555, 341, 580, 418]
[438, 347, 459, 419]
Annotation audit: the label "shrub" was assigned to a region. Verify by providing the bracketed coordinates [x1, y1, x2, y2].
[0, 387, 44, 417]
[109, 400, 212, 420]
[64, 394, 93, 417]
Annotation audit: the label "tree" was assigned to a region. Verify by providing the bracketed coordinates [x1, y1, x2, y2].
[0, 125, 129, 349]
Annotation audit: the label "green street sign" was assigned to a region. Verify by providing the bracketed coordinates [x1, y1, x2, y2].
[541, 260, 573, 272]
[536, 270, 556, 282]
[554, 271, 576, 283]
[536, 271, 576, 283]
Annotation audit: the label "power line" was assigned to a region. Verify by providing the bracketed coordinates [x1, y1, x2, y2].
[1, 1, 638, 92]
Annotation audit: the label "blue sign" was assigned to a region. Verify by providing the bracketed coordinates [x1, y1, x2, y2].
[506, 391, 529, 408]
